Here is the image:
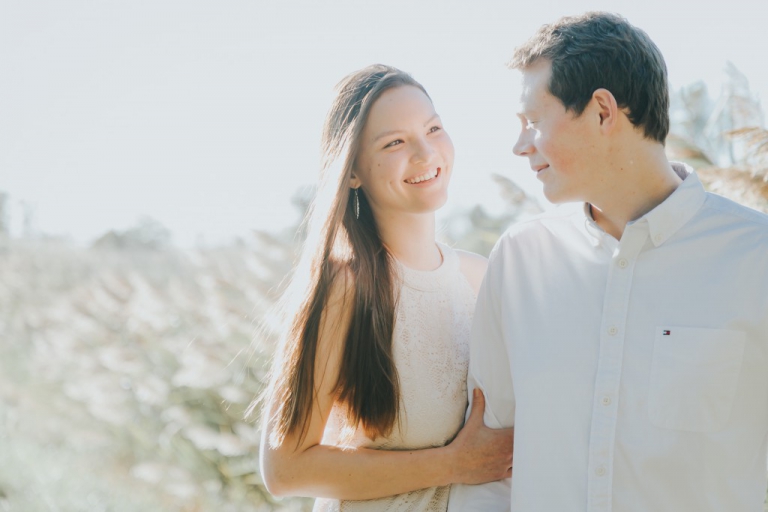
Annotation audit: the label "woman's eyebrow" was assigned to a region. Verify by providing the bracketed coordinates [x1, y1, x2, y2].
[372, 113, 440, 143]
[372, 129, 403, 143]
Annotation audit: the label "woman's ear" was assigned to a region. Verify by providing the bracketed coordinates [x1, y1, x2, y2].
[349, 174, 361, 189]
[591, 88, 619, 132]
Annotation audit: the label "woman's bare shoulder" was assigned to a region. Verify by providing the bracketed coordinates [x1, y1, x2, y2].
[454, 249, 488, 295]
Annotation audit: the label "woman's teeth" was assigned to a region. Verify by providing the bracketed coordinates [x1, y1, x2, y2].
[405, 168, 439, 184]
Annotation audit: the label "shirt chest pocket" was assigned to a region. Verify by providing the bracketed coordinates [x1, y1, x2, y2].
[648, 326, 746, 432]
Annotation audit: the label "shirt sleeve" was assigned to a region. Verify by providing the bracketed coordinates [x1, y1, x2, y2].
[448, 241, 515, 511]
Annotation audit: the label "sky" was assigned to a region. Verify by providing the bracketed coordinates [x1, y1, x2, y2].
[2, 0, 767, 246]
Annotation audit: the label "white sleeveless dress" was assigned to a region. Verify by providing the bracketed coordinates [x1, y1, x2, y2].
[314, 243, 477, 512]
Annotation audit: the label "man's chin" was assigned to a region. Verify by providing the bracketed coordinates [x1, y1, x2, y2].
[542, 189, 581, 206]
[542, 188, 565, 204]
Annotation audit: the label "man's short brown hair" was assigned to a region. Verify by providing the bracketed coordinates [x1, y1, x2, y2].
[509, 12, 669, 144]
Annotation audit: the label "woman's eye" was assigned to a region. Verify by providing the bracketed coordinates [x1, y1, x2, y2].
[526, 120, 537, 129]
[429, 126, 441, 133]
[384, 139, 403, 148]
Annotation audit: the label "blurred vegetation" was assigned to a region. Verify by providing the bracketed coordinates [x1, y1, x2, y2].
[669, 62, 768, 213]
[0, 67, 766, 511]
[0, 236, 299, 511]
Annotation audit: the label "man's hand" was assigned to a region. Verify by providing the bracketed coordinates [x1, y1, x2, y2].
[447, 388, 514, 485]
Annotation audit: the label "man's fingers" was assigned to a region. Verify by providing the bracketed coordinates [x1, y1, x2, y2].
[466, 388, 486, 426]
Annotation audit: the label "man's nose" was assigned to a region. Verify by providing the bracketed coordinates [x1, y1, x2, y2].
[513, 130, 533, 157]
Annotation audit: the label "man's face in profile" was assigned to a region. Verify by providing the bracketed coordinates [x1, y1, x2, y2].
[513, 59, 602, 204]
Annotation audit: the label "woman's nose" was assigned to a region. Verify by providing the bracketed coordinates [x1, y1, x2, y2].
[411, 138, 437, 164]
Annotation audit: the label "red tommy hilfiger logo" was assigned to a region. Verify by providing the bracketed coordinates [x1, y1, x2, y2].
[662, 330, 671, 336]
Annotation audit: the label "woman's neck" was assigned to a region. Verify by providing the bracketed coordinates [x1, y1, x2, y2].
[375, 211, 441, 271]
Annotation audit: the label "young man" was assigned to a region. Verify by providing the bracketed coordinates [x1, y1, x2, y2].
[448, 12, 768, 512]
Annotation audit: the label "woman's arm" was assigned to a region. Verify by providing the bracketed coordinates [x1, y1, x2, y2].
[260, 269, 512, 500]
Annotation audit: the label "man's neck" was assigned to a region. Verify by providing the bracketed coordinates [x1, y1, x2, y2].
[589, 149, 683, 240]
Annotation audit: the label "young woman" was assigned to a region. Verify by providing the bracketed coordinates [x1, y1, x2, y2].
[258, 64, 513, 511]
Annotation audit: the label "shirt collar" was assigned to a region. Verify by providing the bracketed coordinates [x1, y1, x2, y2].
[643, 162, 706, 247]
[582, 162, 707, 248]
[582, 203, 607, 247]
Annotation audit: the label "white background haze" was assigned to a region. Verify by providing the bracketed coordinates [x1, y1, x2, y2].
[2, 0, 767, 246]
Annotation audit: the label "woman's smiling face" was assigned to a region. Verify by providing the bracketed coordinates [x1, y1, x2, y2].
[352, 85, 454, 219]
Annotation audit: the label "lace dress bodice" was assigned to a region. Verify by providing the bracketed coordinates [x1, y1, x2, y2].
[314, 243, 477, 512]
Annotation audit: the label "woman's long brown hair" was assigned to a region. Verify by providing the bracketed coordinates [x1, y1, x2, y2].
[259, 65, 430, 447]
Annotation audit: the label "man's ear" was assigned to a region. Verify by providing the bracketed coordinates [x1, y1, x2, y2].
[592, 88, 619, 132]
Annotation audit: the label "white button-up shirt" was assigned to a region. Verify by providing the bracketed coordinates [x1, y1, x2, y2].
[448, 167, 768, 511]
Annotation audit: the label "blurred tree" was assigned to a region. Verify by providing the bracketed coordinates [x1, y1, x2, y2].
[440, 173, 542, 257]
[0, 192, 9, 255]
[669, 64, 768, 213]
[93, 216, 173, 250]
[21, 201, 36, 238]
[0, 228, 309, 511]
[671, 62, 765, 168]
[248, 186, 313, 302]
[0, 192, 9, 237]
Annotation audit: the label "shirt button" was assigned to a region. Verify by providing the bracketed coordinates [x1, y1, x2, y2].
[595, 466, 606, 477]
[608, 326, 618, 336]
[601, 396, 612, 406]
[618, 258, 628, 268]
[654, 234, 663, 243]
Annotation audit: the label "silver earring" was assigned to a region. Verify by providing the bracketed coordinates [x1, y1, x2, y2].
[354, 189, 360, 219]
